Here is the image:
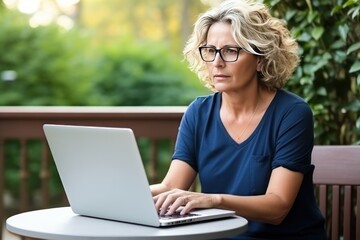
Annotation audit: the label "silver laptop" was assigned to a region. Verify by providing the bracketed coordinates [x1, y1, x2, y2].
[43, 124, 236, 227]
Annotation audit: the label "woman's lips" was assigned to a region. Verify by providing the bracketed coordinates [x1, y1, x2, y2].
[213, 74, 229, 80]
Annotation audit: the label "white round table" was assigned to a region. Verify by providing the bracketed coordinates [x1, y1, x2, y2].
[6, 207, 248, 240]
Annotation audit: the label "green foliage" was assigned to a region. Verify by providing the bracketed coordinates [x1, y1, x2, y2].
[0, 9, 207, 107]
[263, 0, 360, 144]
[92, 38, 206, 106]
[0, 10, 95, 106]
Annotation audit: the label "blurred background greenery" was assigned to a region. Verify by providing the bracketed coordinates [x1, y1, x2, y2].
[0, 0, 359, 208]
[0, 0, 209, 106]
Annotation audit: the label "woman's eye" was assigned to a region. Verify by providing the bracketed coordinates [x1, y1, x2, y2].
[224, 48, 238, 54]
[208, 48, 216, 54]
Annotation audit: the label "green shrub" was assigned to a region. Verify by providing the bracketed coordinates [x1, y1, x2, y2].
[263, 0, 360, 144]
[0, 10, 95, 106]
[91, 38, 206, 106]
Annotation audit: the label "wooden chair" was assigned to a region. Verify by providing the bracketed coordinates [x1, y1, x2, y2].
[312, 145, 360, 240]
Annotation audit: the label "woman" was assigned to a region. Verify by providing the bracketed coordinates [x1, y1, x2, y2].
[151, 0, 326, 239]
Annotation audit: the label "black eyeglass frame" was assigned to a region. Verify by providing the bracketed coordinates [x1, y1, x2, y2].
[198, 46, 243, 62]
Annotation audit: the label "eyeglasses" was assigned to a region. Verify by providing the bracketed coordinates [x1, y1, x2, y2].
[199, 46, 242, 62]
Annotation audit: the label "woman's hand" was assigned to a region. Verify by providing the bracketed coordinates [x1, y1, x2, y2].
[153, 189, 221, 215]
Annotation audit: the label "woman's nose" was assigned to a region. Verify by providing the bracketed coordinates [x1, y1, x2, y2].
[212, 53, 225, 67]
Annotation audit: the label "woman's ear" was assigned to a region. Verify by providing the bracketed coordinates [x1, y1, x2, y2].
[256, 57, 262, 72]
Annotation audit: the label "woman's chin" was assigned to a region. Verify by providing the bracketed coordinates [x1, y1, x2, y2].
[213, 83, 232, 92]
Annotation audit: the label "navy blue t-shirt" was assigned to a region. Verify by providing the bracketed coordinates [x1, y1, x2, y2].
[172, 90, 326, 240]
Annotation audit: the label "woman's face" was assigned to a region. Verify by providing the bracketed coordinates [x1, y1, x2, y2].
[205, 22, 260, 93]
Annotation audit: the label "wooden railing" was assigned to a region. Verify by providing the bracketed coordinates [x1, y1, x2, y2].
[0, 106, 185, 239]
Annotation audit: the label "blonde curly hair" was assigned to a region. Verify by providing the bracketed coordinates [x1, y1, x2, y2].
[183, 0, 300, 91]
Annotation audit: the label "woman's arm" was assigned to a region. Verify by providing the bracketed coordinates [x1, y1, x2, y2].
[217, 166, 303, 224]
[150, 160, 197, 196]
[154, 166, 303, 225]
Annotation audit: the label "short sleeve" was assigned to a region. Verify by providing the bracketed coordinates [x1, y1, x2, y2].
[172, 99, 199, 171]
[272, 102, 314, 174]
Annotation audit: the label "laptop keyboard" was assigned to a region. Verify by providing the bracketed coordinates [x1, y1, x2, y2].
[159, 212, 199, 220]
